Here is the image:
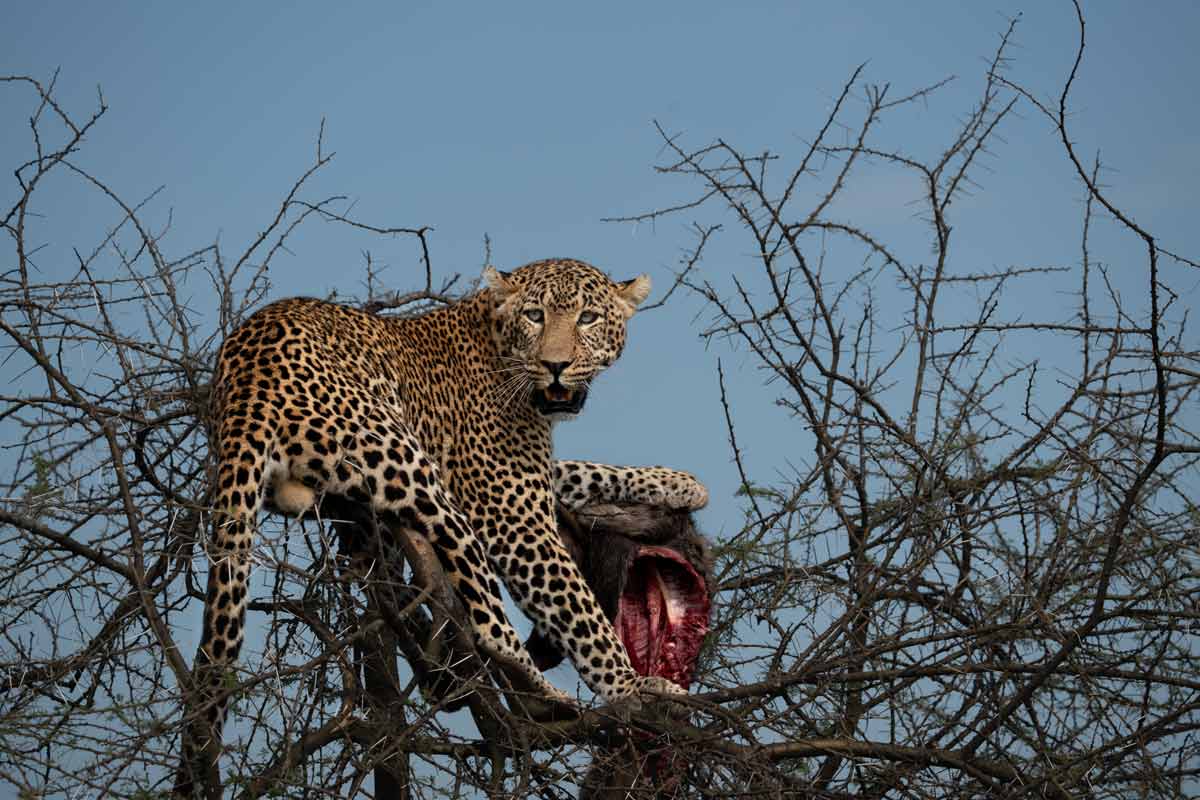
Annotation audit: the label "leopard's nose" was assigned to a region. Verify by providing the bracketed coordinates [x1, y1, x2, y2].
[541, 360, 570, 380]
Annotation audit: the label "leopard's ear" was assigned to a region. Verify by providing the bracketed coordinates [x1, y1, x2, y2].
[482, 265, 515, 293]
[483, 265, 519, 317]
[615, 274, 652, 318]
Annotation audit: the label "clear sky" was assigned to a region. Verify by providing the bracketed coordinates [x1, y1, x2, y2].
[2, 4, 1198, 781]
[3, 1, 1198, 536]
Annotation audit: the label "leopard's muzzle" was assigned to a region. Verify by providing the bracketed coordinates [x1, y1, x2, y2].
[532, 382, 588, 416]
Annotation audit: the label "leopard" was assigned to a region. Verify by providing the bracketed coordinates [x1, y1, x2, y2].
[180, 258, 708, 786]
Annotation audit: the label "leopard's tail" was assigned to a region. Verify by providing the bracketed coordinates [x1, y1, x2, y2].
[178, 399, 280, 793]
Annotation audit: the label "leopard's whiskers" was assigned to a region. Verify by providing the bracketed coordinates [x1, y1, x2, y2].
[491, 370, 533, 409]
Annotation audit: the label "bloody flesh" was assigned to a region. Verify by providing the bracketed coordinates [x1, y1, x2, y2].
[614, 545, 710, 689]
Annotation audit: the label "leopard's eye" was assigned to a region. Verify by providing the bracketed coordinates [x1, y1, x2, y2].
[578, 310, 599, 325]
[523, 308, 544, 324]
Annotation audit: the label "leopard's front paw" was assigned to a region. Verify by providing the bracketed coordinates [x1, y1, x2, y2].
[634, 674, 687, 697]
[655, 469, 708, 511]
[603, 674, 686, 718]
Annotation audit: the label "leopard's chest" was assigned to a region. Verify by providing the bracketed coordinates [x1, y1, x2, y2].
[440, 414, 555, 524]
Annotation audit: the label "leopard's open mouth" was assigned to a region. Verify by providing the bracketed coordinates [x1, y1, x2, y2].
[614, 545, 711, 689]
[532, 383, 587, 416]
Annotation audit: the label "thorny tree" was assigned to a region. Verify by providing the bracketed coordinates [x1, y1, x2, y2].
[3, 6, 1199, 798]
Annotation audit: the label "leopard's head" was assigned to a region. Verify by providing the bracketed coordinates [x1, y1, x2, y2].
[485, 258, 651, 420]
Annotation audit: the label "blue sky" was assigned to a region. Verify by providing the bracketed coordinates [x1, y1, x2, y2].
[4, 2, 1195, 538]
[2, 4, 1198, 783]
